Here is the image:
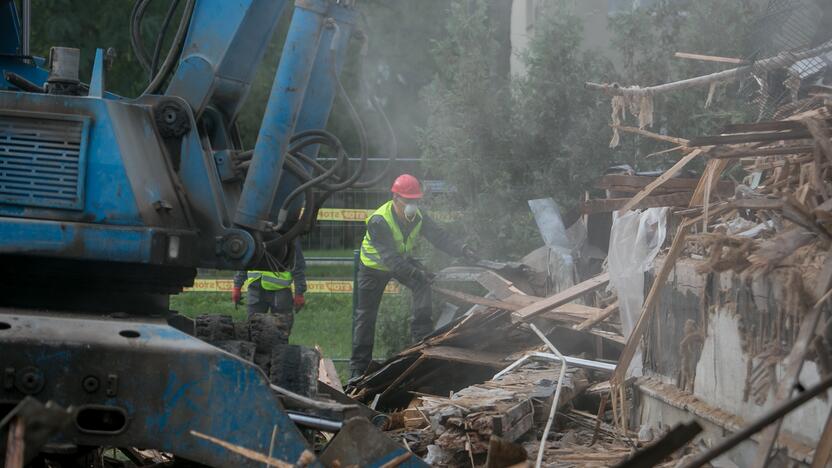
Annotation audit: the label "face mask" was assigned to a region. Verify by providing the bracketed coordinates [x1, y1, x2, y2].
[404, 203, 418, 221]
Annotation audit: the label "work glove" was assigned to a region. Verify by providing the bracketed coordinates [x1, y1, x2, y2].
[293, 294, 306, 313]
[412, 266, 436, 285]
[462, 244, 480, 262]
[231, 287, 241, 305]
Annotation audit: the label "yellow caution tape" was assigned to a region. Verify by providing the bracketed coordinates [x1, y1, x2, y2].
[316, 208, 374, 222]
[313, 208, 460, 222]
[184, 278, 401, 294]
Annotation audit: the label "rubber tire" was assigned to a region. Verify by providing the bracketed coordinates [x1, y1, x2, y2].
[249, 314, 287, 372]
[234, 320, 250, 340]
[269, 344, 320, 398]
[194, 315, 234, 342]
[214, 340, 256, 362]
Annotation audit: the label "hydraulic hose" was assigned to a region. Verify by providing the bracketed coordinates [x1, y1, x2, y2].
[142, 0, 195, 95]
[129, 0, 153, 73]
[150, 0, 181, 80]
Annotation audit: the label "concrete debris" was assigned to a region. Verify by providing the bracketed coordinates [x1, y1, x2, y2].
[342, 75, 832, 468]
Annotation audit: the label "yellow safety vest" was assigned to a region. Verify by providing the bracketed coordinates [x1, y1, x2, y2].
[360, 200, 422, 271]
[244, 270, 293, 291]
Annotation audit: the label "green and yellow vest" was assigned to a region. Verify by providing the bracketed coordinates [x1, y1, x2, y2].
[360, 200, 422, 271]
[244, 270, 292, 291]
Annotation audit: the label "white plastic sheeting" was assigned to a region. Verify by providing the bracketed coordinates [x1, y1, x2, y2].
[607, 207, 669, 378]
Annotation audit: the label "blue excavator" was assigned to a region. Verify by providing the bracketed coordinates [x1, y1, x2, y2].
[0, 0, 423, 466]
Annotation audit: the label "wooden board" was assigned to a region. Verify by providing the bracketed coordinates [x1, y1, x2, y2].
[420, 345, 506, 368]
[511, 272, 610, 323]
[574, 301, 620, 331]
[621, 150, 704, 212]
[318, 358, 343, 393]
[689, 129, 811, 146]
[597, 174, 708, 192]
[581, 192, 693, 214]
[433, 286, 521, 311]
[674, 52, 746, 64]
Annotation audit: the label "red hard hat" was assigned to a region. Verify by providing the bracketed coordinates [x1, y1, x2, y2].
[391, 174, 423, 199]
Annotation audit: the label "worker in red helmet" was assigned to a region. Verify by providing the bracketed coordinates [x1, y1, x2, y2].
[350, 174, 478, 379]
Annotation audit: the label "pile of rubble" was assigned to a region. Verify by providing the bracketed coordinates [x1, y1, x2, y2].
[344, 87, 832, 466]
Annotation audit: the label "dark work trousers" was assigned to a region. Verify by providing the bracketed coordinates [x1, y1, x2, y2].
[247, 282, 294, 344]
[350, 263, 433, 378]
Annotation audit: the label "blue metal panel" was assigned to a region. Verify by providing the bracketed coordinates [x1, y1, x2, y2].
[0, 311, 317, 467]
[165, 0, 290, 122]
[271, 3, 357, 220]
[0, 92, 144, 225]
[0, 110, 89, 210]
[235, 0, 329, 230]
[0, 217, 194, 264]
[88, 48, 105, 98]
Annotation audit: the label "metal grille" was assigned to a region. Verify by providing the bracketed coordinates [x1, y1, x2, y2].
[0, 112, 88, 209]
[744, 0, 832, 120]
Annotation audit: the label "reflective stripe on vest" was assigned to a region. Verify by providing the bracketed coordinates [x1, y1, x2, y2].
[244, 270, 293, 291]
[359, 200, 422, 271]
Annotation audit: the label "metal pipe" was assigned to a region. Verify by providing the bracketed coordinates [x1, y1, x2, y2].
[529, 324, 568, 468]
[681, 373, 832, 468]
[287, 412, 343, 432]
[21, 0, 30, 57]
[234, 0, 329, 230]
[271, 2, 357, 222]
[493, 352, 615, 380]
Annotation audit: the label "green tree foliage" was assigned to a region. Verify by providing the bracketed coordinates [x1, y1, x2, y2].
[28, 0, 178, 97]
[608, 0, 760, 163]
[419, 0, 616, 257]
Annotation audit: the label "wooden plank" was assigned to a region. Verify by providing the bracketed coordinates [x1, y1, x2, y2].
[621, 150, 704, 212]
[709, 144, 815, 159]
[433, 286, 521, 311]
[689, 129, 811, 147]
[475, 270, 526, 299]
[574, 301, 620, 331]
[378, 356, 426, 402]
[752, 256, 832, 467]
[811, 408, 832, 468]
[582, 192, 692, 214]
[674, 52, 746, 64]
[5, 417, 24, 468]
[597, 174, 707, 191]
[612, 222, 690, 385]
[496, 412, 534, 442]
[503, 293, 544, 307]
[588, 329, 626, 345]
[722, 120, 813, 133]
[318, 358, 343, 393]
[803, 117, 832, 166]
[689, 158, 730, 207]
[610, 125, 690, 146]
[420, 346, 506, 368]
[190, 430, 294, 468]
[511, 272, 610, 322]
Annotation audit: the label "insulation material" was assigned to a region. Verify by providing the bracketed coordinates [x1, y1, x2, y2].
[607, 207, 669, 378]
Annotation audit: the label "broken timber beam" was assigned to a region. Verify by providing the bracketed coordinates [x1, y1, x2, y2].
[751, 255, 832, 467]
[511, 272, 610, 323]
[586, 42, 832, 97]
[574, 301, 619, 331]
[581, 193, 693, 214]
[622, 150, 704, 212]
[433, 286, 521, 311]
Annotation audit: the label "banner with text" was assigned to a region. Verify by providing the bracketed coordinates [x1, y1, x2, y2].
[184, 278, 401, 294]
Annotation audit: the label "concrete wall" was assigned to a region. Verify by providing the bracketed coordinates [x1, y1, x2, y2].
[638, 258, 830, 464]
